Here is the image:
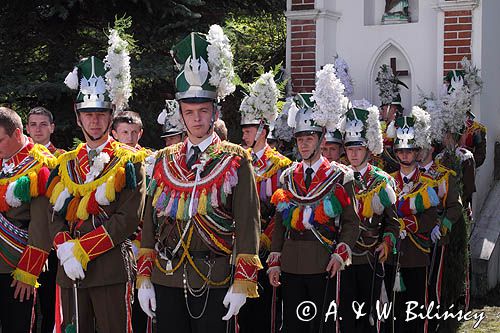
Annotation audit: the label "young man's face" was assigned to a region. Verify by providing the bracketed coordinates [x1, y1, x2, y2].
[26, 114, 54, 145]
[77, 111, 112, 141]
[396, 148, 418, 166]
[321, 142, 342, 162]
[417, 147, 434, 165]
[345, 146, 368, 167]
[179, 101, 216, 140]
[296, 133, 320, 161]
[0, 127, 23, 159]
[241, 126, 258, 148]
[164, 134, 183, 147]
[112, 122, 143, 147]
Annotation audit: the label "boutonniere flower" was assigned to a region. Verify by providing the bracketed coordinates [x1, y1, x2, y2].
[86, 152, 110, 183]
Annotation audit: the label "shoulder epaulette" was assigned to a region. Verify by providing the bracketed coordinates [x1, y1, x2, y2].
[331, 161, 354, 184]
[30, 144, 58, 169]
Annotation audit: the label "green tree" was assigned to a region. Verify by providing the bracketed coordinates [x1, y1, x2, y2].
[0, 0, 285, 149]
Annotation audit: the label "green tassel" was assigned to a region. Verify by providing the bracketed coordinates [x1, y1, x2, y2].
[415, 193, 424, 213]
[14, 176, 31, 203]
[394, 270, 406, 292]
[125, 161, 137, 189]
[330, 194, 343, 217]
[441, 216, 453, 231]
[46, 166, 59, 191]
[147, 178, 157, 196]
[379, 187, 391, 208]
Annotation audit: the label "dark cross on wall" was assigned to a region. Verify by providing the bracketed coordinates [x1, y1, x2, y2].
[390, 57, 409, 77]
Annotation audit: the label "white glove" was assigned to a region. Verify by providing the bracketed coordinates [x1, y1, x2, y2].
[62, 257, 85, 281]
[222, 286, 247, 320]
[138, 279, 156, 318]
[57, 242, 75, 264]
[431, 225, 442, 243]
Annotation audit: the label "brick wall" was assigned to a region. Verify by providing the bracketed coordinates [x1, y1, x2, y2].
[291, 0, 315, 11]
[443, 10, 472, 75]
[290, 18, 316, 93]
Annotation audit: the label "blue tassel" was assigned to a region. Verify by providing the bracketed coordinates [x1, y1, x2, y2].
[125, 161, 137, 190]
[276, 202, 289, 212]
[170, 196, 179, 218]
[59, 196, 73, 217]
[427, 186, 440, 207]
[323, 198, 334, 217]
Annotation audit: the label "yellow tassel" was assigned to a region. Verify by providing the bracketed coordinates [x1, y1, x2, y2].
[290, 207, 300, 229]
[176, 193, 185, 220]
[105, 176, 116, 203]
[362, 193, 374, 218]
[114, 167, 126, 192]
[197, 190, 207, 215]
[76, 193, 91, 220]
[232, 280, 259, 298]
[50, 182, 65, 205]
[28, 172, 38, 197]
[11, 269, 40, 288]
[71, 240, 90, 270]
[152, 186, 163, 207]
[422, 187, 431, 209]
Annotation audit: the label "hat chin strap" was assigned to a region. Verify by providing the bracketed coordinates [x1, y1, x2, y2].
[251, 120, 265, 150]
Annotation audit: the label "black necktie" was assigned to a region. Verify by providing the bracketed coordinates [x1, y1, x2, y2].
[305, 167, 314, 190]
[187, 146, 201, 169]
[419, 167, 426, 172]
[403, 176, 409, 184]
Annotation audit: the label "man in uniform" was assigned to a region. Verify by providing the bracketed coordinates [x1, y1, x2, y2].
[44, 55, 147, 333]
[136, 25, 262, 333]
[384, 107, 439, 333]
[321, 130, 344, 163]
[418, 140, 463, 332]
[340, 101, 400, 333]
[237, 71, 292, 332]
[25, 105, 65, 332]
[267, 72, 360, 332]
[112, 110, 145, 149]
[2, 107, 57, 333]
[26, 106, 66, 157]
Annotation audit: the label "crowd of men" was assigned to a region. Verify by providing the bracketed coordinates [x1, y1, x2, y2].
[0, 24, 486, 333]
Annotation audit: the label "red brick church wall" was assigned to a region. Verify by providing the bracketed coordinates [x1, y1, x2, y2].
[443, 10, 472, 75]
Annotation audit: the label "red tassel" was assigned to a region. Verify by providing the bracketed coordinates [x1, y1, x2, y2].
[401, 199, 412, 217]
[335, 185, 350, 207]
[37, 166, 50, 196]
[296, 210, 305, 231]
[87, 191, 100, 215]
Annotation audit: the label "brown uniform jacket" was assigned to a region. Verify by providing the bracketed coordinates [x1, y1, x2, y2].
[271, 159, 360, 275]
[422, 162, 463, 246]
[0, 142, 56, 281]
[46, 140, 146, 288]
[351, 164, 400, 266]
[141, 138, 261, 290]
[389, 169, 438, 268]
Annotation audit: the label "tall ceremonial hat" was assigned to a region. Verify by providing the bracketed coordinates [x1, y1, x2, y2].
[325, 130, 343, 145]
[343, 99, 383, 155]
[171, 24, 235, 102]
[157, 100, 185, 138]
[375, 64, 408, 107]
[64, 18, 133, 112]
[273, 98, 295, 143]
[287, 64, 348, 136]
[388, 106, 431, 150]
[239, 71, 280, 126]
